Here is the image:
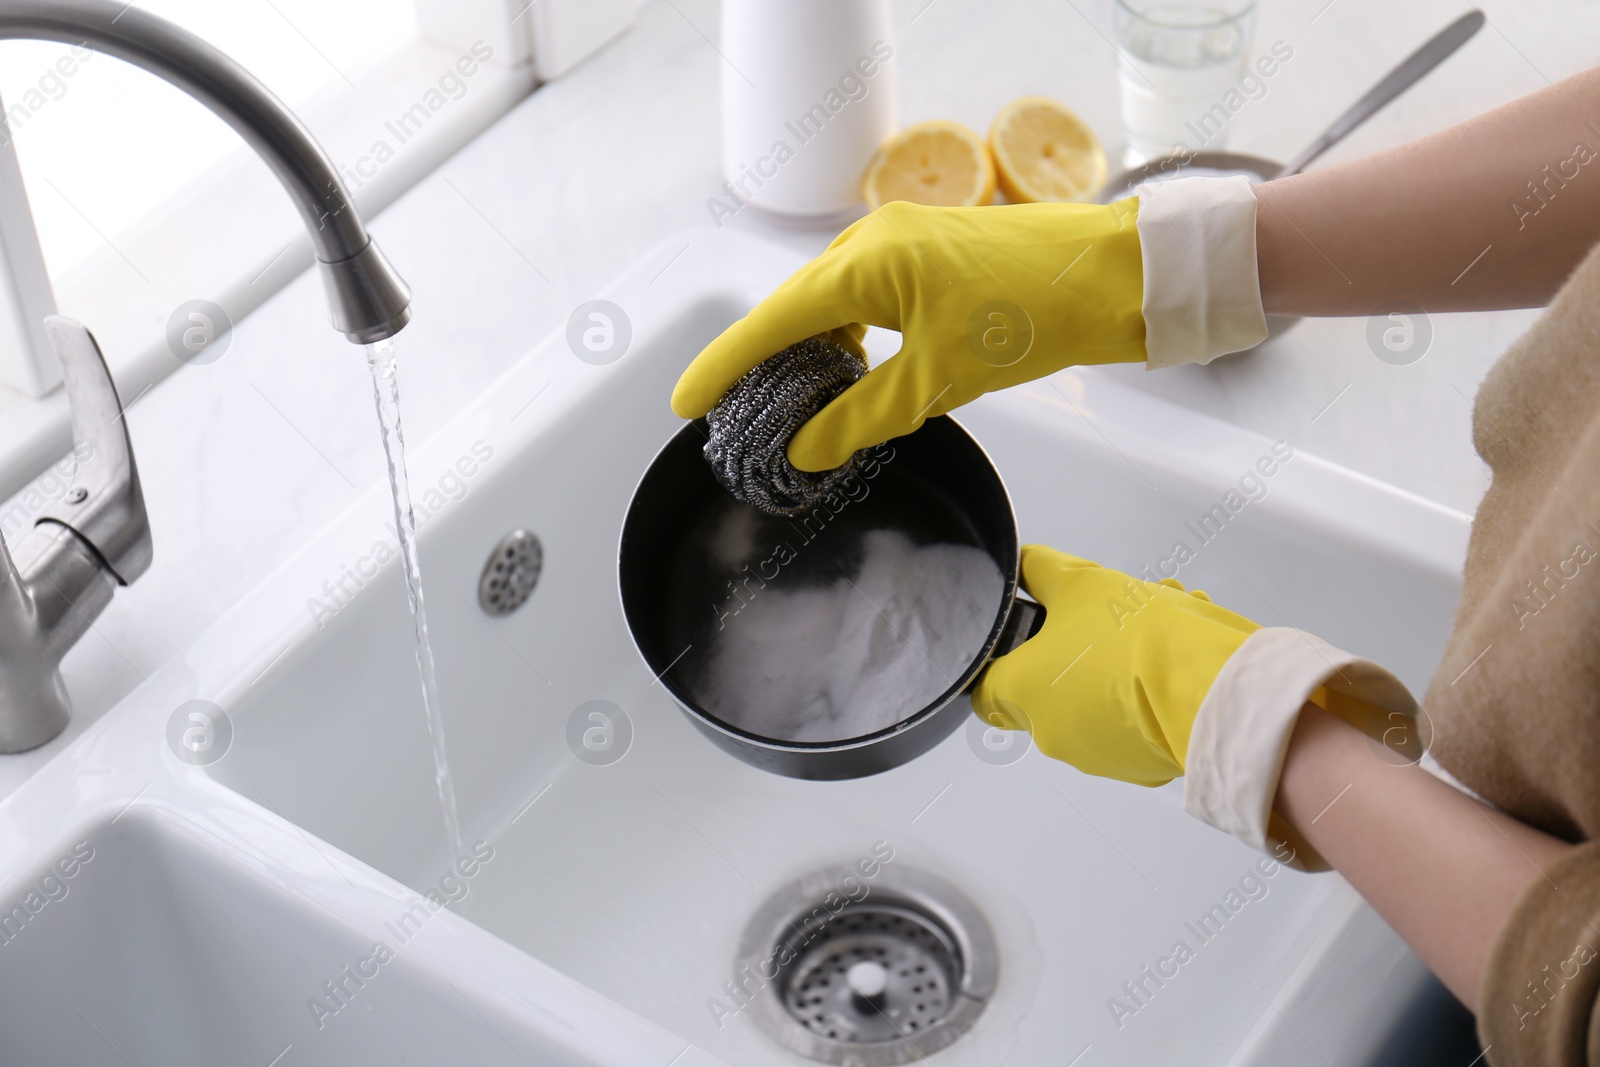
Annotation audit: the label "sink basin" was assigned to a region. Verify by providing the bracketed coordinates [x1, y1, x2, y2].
[0, 227, 1475, 1065]
[0, 804, 706, 1066]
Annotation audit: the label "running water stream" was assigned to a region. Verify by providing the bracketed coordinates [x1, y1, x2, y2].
[365, 338, 465, 868]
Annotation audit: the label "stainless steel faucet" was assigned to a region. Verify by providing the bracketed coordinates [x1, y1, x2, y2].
[0, 0, 413, 751]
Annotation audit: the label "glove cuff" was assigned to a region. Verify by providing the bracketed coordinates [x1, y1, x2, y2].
[1181, 627, 1421, 871]
[1135, 175, 1269, 370]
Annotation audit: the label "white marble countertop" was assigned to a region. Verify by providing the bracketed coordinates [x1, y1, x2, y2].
[4, 0, 1595, 795]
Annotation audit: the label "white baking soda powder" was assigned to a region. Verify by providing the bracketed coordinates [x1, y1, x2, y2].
[699, 529, 1003, 742]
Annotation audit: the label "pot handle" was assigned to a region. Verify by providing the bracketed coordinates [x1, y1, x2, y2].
[963, 594, 1047, 694]
[994, 594, 1046, 658]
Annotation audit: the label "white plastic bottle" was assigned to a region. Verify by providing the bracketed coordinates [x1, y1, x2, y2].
[719, 0, 898, 221]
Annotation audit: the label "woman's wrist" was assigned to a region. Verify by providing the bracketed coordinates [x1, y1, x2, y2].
[1274, 700, 1367, 829]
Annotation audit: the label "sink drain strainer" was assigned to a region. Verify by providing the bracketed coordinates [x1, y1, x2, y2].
[737, 866, 996, 1065]
[479, 529, 542, 615]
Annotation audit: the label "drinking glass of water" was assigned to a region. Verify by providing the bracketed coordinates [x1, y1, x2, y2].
[1113, 0, 1257, 167]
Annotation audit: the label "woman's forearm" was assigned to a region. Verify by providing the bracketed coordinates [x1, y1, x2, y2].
[1255, 65, 1600, 317]
[1274, 704, 1570, 1010]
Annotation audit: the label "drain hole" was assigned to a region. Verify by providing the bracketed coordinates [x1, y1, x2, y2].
[737, 866, 996, 1065]
[478, 530, 542, 616]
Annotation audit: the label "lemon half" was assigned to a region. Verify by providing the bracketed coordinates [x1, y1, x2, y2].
[989, 96, 1107, 203]
[861, 119, 996, 209]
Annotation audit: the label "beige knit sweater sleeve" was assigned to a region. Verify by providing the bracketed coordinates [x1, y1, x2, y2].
[1480, 842, 1600, 1065]
[1421, 238, 1600, 1066]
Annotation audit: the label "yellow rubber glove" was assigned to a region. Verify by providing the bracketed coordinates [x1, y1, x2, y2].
[671, 199, 1145, 472]
[972, 546, 1260, 787]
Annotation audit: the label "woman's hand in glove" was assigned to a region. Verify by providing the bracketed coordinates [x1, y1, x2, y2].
[972, 545, 1260, 786]
[671, 199, 1147, 471]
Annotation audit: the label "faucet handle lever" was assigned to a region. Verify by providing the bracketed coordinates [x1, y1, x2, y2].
[33, 315, 151, 585]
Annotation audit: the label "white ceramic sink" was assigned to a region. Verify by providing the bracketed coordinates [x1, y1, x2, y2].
[0, 808, 686, 1066]
[0, 227, 1474, 1065]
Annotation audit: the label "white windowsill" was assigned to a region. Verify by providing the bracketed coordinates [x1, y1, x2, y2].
[0, 36, 533, 502]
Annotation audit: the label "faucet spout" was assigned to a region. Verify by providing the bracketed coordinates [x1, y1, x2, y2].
[0, 0, 411, 342]
[0, 1, 419, 752]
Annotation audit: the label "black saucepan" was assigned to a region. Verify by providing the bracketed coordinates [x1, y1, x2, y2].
[618, 415, 1043, 781]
